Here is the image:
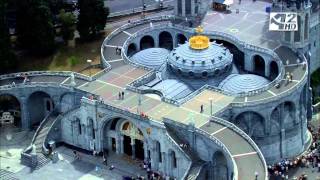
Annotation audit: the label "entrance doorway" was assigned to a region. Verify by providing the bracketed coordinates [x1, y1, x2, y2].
[123, 135, 132, 156]
[135, 139, 144, 160]
[111, 137, 116, 152]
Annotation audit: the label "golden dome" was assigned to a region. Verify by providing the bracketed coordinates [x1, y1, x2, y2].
[189, 26, 209, 50]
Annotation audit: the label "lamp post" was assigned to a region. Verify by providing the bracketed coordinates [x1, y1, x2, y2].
[87, 59, 92, 76]
[210, 98, 213, 116]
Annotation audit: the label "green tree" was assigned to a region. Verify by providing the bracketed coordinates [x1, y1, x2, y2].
[16, 0, 56, 55]
[0, 0, 17, 74]
[77, 0, 109, 40]
[58, 9, 76, 42]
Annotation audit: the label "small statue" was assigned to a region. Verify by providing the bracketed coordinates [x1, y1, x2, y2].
[70, 72, 76, 86]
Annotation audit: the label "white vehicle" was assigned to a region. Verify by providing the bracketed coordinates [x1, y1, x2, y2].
[0, 112, 14, 125]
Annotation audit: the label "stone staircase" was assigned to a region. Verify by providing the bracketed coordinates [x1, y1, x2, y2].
[33, 111, 59, 154]
[20, 111, 59, 170]
[185, 161, 206, 180]
[32, 111, 59, 169]
[164, 124, 205, 180]
[0, 169, 18, 180]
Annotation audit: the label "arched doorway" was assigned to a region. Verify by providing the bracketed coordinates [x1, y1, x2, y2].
[0, 94, 21, 127]
[127, 43, 137, 56]
[121, 121, 145, 160]
[27, 91, 53, 129]
[213, 151, 228, 180]
[234, 111, 265, 137]
[140, 35, 155, 50]
[269, 61, 279, 80]
[253, 55, 265, 76]
[213, 39, 244, 72]
[159, 31, 173, 50]
[283, 101, 296, 127]
[176, 34, 187, 45]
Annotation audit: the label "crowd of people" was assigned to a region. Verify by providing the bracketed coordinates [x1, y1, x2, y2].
[268, 123, 320, 180]
[121, 159, 177, 180]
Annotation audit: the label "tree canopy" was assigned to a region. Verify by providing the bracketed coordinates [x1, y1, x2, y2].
[16, 0, 56, 55]
[77, 0, 109, 40]
[58, 9, 76, 42]
[0, 0, 17, 74]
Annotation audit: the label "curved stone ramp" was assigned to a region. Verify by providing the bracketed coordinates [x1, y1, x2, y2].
[199, 119, 267, 180]
[102, 18, 172, 68]
[0, 71, 89, 87]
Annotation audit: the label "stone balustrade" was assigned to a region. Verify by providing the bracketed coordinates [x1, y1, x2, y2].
[0, 71, 91, 81]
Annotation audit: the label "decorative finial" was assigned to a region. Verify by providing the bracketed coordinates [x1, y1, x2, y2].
[189, 26, 209, 50]
[195, 26, 204, 34]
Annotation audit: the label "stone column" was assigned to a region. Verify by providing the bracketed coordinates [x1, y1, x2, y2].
[182, 0, 186, 17]
[154, 35, 159, 48]
[20, 97, 30, 130]
[162, 152, 167, 174]
[152, 141, 159, 170]
[265, 113, 271, 135]
[191, 0, 195, 16]
[300, 14, 305, 45]
[280, 128, 286, 158]
[265, 60, 270, 78]
[131, 139, 136, 159]
[116, 134, 123, 154]
[244, 52, 253, 72]
[52, 95, 60, 112]
[144, 141, 148, 161]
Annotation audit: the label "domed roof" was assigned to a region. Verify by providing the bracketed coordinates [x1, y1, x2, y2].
[131, 48, 170, 69]
[219, 74, 270, 93]
[167, 42, 233, 78]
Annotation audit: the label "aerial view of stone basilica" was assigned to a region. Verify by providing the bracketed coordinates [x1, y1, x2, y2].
[0, 0, 319, 179]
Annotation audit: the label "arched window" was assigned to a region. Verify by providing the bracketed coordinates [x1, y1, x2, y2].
[110, 118, 119, 130]
[140, 35, 155, 50]
[202, 71, 208, 77]
[159, 31, 173, 50]
[77, 118, 82, 135]
[155, 141, 162, 162]
[253, 55, 265, 76]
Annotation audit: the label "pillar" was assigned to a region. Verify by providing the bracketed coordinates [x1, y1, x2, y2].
[162, 152, 167, 174]
[116, 134, 123, 154]
[154, 35, 159, 48]
[131, 139, 136, 159]
[20, 97, 30, 130]
[280, 128, 286, 158]
[144, 141, 148, 161]
[52, 95, 60, 112]
[182, 0, 186, 17]
[265, 60, 270, 77]
[244, 53, 253, 72]
[265, 113, 271, 135]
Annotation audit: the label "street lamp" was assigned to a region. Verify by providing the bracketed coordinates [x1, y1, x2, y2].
[209, 98, 213, 116]
[87, 59, 92, 76]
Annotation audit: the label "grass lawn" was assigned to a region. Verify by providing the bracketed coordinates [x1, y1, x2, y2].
[15, 31, 110, 76]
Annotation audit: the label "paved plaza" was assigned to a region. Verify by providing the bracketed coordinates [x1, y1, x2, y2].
[1, 145, 148, 180]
